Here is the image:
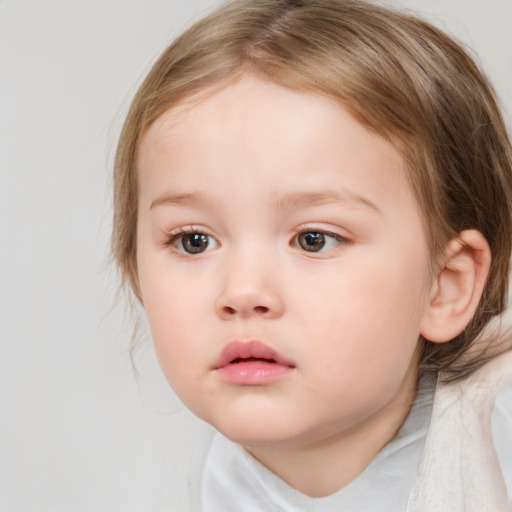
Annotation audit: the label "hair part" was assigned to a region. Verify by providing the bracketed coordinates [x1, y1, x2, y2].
[112, 0, 512, 379]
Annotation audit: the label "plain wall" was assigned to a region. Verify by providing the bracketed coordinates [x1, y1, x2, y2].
[1, 1, 510, 510]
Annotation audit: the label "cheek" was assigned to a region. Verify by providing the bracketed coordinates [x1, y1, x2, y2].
[136, 250, 207, 378]
[143, 292, 211, 405]
[142, 278, 202, 348]
[298, 251, 429, 381]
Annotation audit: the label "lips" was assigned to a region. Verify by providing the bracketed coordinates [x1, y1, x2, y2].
[214, 340, 295, 385]
[214, 340, 295, 369]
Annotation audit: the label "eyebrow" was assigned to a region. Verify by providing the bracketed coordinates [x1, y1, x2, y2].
[150, 189, 381, 214]
[271, 190, 381, 214]
[150, 192, 201, 210]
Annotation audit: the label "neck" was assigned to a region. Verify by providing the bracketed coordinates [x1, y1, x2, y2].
[245, 364, 419, 498]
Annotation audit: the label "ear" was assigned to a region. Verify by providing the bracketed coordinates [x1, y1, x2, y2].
[420, 230, 491, 343]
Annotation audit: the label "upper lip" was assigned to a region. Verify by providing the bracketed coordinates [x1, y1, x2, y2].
[214, 340, 295, 369]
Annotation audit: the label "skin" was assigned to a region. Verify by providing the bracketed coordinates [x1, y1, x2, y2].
[136, 76, 438, 497]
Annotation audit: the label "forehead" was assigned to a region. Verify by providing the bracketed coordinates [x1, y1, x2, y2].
[138, 76, 416, 217]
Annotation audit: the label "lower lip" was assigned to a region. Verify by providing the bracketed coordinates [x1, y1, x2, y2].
[216, 361, 292, 385]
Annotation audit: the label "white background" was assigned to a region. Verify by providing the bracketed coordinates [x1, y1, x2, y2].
[1, 1, 511, 510]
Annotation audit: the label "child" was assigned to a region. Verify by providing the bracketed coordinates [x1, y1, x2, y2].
[112, 0, 512, 510]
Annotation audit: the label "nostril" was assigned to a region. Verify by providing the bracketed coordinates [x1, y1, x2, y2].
[222, 305, 269, 315]
[216, 295, 283, 319]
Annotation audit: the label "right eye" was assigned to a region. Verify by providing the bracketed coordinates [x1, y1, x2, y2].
[167, 230, 219, 254]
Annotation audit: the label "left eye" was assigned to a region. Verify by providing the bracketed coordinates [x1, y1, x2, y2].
[294, 231, 344, 253]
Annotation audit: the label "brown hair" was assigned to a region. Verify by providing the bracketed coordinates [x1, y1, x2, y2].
[112, 0, 512, 379]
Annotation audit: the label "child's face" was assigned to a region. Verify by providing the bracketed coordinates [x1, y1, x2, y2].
[136, 76, 434, 449]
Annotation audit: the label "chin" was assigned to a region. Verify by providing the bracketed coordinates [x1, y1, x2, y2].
[206, 410, 304, 448]
[223, 429, 300, 449]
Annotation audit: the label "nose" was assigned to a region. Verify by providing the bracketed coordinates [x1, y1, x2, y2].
[214, 253, 285, 320]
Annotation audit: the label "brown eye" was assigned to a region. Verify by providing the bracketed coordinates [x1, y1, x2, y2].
[298, 232, 326, 252]
[181, 233, 211, 254]
[167, 229, 219, 255]
[294, 230, 346, 253]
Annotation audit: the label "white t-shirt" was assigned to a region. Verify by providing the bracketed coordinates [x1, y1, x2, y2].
[201, 372, 512, 512]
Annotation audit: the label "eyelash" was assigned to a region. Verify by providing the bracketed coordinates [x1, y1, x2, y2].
[165, 227, 219, 254]
[291, 227, 349, 253]
[164, 226, 349, 255]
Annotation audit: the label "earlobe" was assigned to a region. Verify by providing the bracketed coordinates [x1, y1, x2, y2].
[420, 230, 491, 343]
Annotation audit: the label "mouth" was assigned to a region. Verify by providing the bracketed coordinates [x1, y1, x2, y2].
[214, 340, 295, 368]
[230, 356, 276, 364]
[214, 340, 295, 385]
